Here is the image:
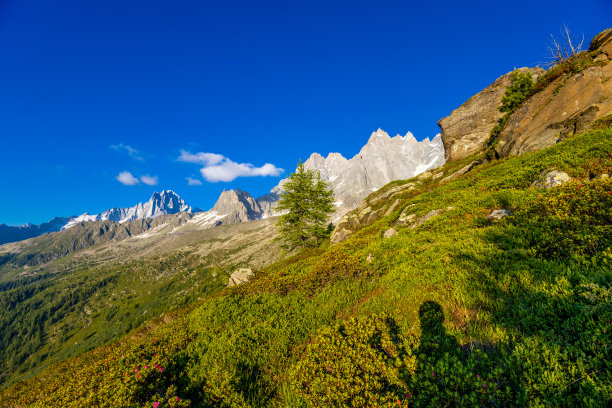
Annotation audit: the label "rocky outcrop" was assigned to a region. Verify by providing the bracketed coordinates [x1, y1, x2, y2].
[438, 29, 612, 162]
[589, 28, 612, 56]
[531, 170, 571, 189]
[227, 268, 254, 287]
[329, 173, 444, 244]
[383, 228, 397, 239]
[497, 62, 612, 157]
[437, 68, 544, 162]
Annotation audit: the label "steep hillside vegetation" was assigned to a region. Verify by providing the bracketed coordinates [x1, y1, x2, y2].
[3, 127, 610, 407]
[0, 217, 281, 388]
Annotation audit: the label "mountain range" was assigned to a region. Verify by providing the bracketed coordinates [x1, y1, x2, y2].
[179, 128, 445, 227]
[0, 129, 444, 245]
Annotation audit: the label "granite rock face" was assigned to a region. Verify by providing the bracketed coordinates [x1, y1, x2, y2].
[497, 62, 612, 157]
[438, 29, 612, 162]
[437, 68, 544, 162]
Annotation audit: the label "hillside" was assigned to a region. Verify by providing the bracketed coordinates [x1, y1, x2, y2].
[2, 126, 609, 407]
[0, 215, 282, 388]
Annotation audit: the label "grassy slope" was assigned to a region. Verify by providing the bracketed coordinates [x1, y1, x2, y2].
[1, 128, 611, 407]
[0, 218, 281, 388]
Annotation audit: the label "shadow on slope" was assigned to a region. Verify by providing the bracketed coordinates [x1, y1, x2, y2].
[454, 179, 611, 406]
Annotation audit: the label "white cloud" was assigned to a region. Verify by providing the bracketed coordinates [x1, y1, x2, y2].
[178, 150, 224, 166]
[186, 177, 203, 186]
[140, 175, 159, 186]
[201, 159, 283, 182]
[110, 143, 144, 161]
[179, 150, 283, 183]
[116, 171, 140, 185]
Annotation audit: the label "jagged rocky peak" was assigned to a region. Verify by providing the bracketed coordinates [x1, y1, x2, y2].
[259, 127, 445, 221]
[62, 190, 202, 230]
[304, 152, 349, 180]
[366, 128, 418, 145]
[212, 189, 262, 223]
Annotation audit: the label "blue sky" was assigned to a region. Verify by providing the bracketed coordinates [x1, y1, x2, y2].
[1, 0, 610, 225]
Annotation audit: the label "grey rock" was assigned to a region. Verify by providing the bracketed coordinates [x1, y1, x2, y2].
[366, 253, 374, 263]
[441, 160, 483, 183]
[410, 207, 454, 229]
[396, 205, 416, 226]
[213, 189, 263, 224]
[227, 268, 254, 287]
[383, 228, 398, 239]
[594, 173, 610, 180]
[487, 209, 511, 220]
[531, 170, 571, 189]
[417, 171, 433, 181]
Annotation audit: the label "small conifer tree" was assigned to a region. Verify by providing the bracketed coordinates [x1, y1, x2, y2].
[276, 161, 335, 249]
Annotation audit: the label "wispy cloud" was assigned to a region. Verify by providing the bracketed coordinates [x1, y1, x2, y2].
[201, 160, 283, 182]
[116, 171, 159, 186]
[140, 175, 158, 186]
[178, 150, 224, 166]
[116, 171, 140, 185]
[110, 143, 144, 161]
[179, 150, 283, 183]
[186, 177, 203, 186]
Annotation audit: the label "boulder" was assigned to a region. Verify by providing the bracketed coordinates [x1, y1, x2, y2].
[227, 268, 254, 287]
[438, 67, 544, 161]
[487, 209, 511, 220]
[383, 228, 398, 239]
[531, 170, 571, 189]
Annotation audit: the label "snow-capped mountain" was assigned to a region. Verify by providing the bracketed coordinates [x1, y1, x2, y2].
[62, 190, 203, 230]
[259, 128, 445, 219]
[9, 129, 444, 240]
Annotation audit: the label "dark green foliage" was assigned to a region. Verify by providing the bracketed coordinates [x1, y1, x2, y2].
[276, 161, 335, 249]
[499, 71, 535, 113]
[486, 71, 534, 155]
[0, 252, 224, 387]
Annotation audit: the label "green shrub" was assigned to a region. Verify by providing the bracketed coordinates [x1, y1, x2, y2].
[507, 179, 612, 262]
[486, 70, 534, 156]
[289, 314, 412, 408]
